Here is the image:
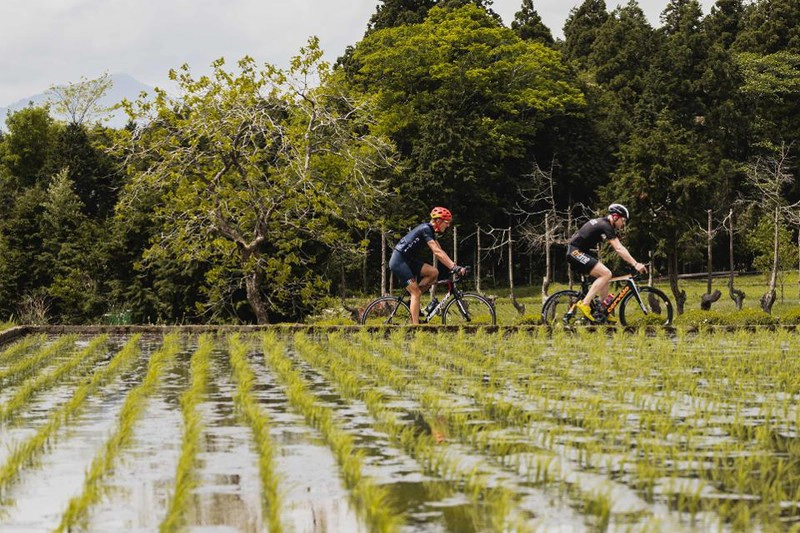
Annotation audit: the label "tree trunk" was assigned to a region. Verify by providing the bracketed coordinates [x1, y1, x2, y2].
[728, 208, 745, 310]
[648, 250, 654, 286]
[542, 213, 551, 302]
[341, 262, 360, 322]
[668, 250, 687, 314]
[701, 209, 718, 310]
[242, 251, 269, 324]
[761, 205, 780, 313]
[508, 227, 525, 314]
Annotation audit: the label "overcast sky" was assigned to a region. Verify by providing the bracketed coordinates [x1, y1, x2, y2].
[1, 0, 717, 106]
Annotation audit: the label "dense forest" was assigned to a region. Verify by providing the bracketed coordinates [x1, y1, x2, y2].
[0, 0, 799, 324]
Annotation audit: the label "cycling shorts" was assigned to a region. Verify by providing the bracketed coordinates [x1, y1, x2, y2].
[566, 245, 599, 275]
[390, 250, 425, 286]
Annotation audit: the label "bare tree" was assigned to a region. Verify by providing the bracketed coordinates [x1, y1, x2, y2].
[511, 160, 586, 302]
[723, 208, 746, 309]
[47, 73, 114, 125]
[693, 209, 722, 310]
[744, 143, 800, 313]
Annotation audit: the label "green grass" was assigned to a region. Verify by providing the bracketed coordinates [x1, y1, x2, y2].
[318, 272, 800, 325]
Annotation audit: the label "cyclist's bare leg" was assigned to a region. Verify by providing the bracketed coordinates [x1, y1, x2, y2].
[417, 263, 438, 293]
[582, 262, 612, 306]
[406, 280, 424, 324]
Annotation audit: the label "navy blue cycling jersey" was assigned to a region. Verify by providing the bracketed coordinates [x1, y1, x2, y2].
[569, 217, 617, 252]
[394, 223, 436, 256]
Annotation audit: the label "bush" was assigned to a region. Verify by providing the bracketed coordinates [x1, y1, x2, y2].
[675, 308, 780, 327]
[776, 308, 800, 325]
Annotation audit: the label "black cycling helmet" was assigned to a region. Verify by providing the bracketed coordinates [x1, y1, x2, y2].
[608, 203, 630, 220]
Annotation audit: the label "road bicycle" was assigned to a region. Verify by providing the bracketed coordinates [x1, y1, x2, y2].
[360, 267, 496, 326]
[541, 269, 674, 326]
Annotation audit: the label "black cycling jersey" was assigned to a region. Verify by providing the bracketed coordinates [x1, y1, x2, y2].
[569, 217, 617, 252]
[394, 223, 436, 256]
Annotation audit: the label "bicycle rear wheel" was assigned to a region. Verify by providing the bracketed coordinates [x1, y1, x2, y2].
[360, 296, 411, 325]
[442, 292, 496, 325]
[619, 287, 673, 326]
[541, 290, 584, 325]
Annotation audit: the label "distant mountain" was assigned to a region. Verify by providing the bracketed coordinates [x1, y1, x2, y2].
[0, 73, 155, 131]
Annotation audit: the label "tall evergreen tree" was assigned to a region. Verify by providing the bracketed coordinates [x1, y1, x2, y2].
[588, 2, 655, 147]
[704, 0, 744, 50]
[733, 0, 800, 54]
[366, 0, 436, 33]
[562, 0, 609, 68]
[511, 0, 554, 46]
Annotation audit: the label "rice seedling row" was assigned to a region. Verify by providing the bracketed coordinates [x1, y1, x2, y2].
[55, 334, 179, 532]
[288, 331, 536, 532]
[1, 329, 799, 531]
[226, 334, 283, 532]
[324, 331, 684, 531]
[160, 334, 212, 532]
[0, 334, 46, 370]
[0, 335, 106, 425]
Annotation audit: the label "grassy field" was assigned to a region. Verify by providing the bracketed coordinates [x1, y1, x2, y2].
[1, 329, 799, 531]
[322, 272, 800, 326]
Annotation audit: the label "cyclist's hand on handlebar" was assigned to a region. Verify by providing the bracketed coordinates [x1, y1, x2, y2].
[451, 265, 468, 277]
[634, 262, 648, 274]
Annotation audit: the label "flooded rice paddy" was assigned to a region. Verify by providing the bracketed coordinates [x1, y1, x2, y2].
[0, 327, 799, 531]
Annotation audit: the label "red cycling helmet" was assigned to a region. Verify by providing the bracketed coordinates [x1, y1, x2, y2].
[430, 206, 452, 222]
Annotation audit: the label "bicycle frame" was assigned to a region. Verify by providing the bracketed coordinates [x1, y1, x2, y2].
[395, 277, 456, 321]
[574, 273, 649, 318]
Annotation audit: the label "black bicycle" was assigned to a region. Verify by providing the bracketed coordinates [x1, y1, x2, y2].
[361, 267, 496, 325]
[541, 270, 674, 326]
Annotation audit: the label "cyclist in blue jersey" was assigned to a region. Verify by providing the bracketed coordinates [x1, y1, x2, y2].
[566, 203, 647, 322]
[390, 207, 466, 324]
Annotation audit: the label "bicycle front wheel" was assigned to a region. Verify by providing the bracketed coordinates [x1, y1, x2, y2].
[442, 293, 496, 325]
[541, 290, 583, 325]
[361, 296, 411, 325]
[619, 287, 674, 326]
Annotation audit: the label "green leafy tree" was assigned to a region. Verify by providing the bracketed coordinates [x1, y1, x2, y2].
[511, 0, 554, 46]
[119, 39, 394, 324]
[350, 5, 584, 226]
[0, 106, 57, 188]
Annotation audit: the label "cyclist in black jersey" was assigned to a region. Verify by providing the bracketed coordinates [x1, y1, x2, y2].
[566, 203, 647, 322]
[390, 207, 466, 324]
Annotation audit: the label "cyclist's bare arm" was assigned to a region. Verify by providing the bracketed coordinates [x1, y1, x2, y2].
[427, 240, 456, 270]
[608, 238, 647, 273]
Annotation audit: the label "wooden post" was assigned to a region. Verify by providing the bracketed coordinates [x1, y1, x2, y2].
[476, 225, 482, 294]
[707, 209, 713, 295]
[567, 205, 574, 290]
[728, 208, 744, 310]
[542, 213, 551, 302]
[380, 229, 387, 296]
[648, 250, 653, 286]
[509, 226, 525, 314]
[453, 225, 458, 265]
